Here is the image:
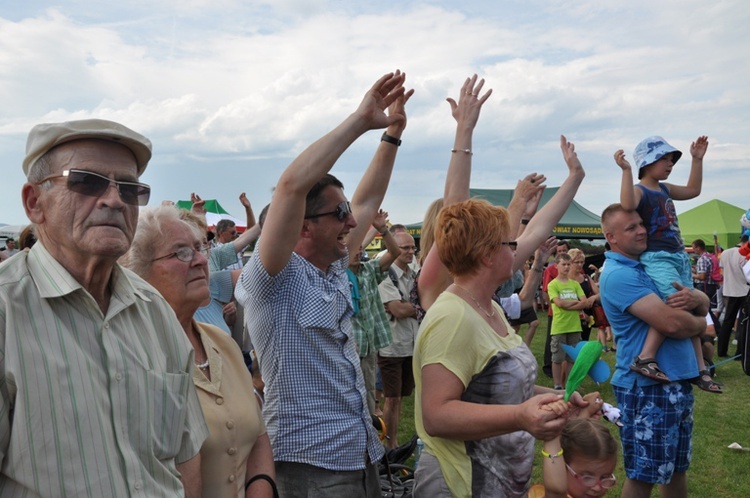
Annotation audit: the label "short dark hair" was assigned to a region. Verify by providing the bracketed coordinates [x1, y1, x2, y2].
[692, 239, 706, 250]
[742, 234, 749, 243]
[557, 239, 570, 250]
[215, 219, 236, 234]
[305, 174, 344, 219]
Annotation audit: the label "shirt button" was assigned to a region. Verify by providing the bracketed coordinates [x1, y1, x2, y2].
[103, 322, 110, 329]
[115, 373, 123, 382]
[228, 474, 236, 483]
[216, 397, 224, 405]
[134, 481, 142, 490]
[227, 447, 237, 455]
[226, 421, 235, 430]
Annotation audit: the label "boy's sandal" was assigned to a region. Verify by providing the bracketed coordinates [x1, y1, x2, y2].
[690, 370, 723, 394]
[629, 357, 671, 384]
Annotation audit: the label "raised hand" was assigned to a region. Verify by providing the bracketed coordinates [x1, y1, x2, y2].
[560, 135, 584, 174]
[535, 236, 558, 265]
[514, 173, 547, 219]
[190, 192, 207, 216]
[691, 135, 709, 160]
[614, 149, 632, 170]
[386, 79, 415, 135]
[446, 74, 493, 130]
[372, 209, 389, 232]
[355, 70, 408, 131]
[239, 192, 251, 209]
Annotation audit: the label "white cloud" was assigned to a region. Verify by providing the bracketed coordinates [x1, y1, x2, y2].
[1, 0, 748, 228]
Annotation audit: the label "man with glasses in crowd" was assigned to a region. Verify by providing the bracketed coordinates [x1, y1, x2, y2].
[0, 119, 208, 496]
[377, 228, 419, 449]
[235, 72, 411, 497]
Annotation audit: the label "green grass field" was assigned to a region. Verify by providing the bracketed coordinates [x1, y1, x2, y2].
[393, 312, 750, 496]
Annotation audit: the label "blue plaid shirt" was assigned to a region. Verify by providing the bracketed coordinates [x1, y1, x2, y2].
[236, 246, 383, 470]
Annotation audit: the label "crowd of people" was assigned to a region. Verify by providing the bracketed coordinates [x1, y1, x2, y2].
[1, 71, 746, 498]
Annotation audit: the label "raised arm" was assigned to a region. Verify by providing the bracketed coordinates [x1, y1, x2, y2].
[614, 149, 640, 210]
[515, 136, 585, 263]
[518, 237, 557, 308]
[418, 76, 492, 310]
[509, 175, 547, 270]
[239, 192, 256, 229]
[667, 135, 707, 200]
[371, 210, 401, 272]
[346, 76, 414, 255]
[232, 224, 261, 253]
[258, 72, 407, 276]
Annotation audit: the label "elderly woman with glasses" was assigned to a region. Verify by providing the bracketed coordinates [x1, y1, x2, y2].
[121, 205, 275, 498]
[412, 199, 591, 498]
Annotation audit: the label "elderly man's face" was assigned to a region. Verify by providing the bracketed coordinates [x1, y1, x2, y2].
[30, 139, 140, 262]
[218, 224, 238, 243]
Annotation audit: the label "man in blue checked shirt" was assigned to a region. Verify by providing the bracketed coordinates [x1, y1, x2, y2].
[236, 72, 413, 497]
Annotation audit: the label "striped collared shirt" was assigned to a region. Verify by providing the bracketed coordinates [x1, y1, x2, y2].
[0, 243, 208, 497]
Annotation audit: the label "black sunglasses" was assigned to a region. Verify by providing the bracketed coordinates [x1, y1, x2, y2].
[501, 241, 518, 249]
[36, 169, 151, 206]
[305, 201, 352, 222]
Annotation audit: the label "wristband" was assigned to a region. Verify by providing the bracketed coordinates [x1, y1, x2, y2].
[532, 266, 543, 273]
[521, 219, 530, 225]
[541, 448, 563, 462]
[381, 132, 402, 146]
[451, 148, 472, 155]
[377, 227, 388, 236]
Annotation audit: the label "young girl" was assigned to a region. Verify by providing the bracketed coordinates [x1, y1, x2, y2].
[615, 135, 721, 393]
[529, 401, 618, 498]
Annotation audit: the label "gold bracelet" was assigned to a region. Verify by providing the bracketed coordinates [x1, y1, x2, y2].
[541, 448, 563, 462]
[451, 148, 472, 155]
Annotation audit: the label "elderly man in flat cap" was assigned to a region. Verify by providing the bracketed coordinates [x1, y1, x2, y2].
[0, 119, 208, 496]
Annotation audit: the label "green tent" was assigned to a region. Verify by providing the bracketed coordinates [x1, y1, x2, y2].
[678, 199, 745, 250]
[175, 199, 245, 228]
[404, 187, 604, 240]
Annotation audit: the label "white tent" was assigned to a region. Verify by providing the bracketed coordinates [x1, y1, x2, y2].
[0, 225, 26, 239]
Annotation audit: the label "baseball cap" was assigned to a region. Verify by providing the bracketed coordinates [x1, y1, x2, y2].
[633, 136, 682, 179]
[23, 119, 152, 177]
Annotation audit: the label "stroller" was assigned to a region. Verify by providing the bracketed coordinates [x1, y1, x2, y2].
[372, 415, 417, 498]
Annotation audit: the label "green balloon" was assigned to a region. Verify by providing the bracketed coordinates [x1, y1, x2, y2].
[565, 341, 603, 401]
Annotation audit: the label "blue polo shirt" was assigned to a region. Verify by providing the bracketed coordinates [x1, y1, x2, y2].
[600, 251, 699, 389]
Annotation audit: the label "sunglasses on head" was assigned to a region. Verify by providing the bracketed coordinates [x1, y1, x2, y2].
[305, 201, 352, 222]
[36, 169, 151, 206]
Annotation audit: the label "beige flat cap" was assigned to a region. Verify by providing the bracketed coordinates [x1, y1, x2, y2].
[23, 119, 152, 177]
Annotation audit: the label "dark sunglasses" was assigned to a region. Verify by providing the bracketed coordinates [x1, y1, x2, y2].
[501, 241, 518, 250]
[36, 169, 151, 206]
[305, 201, 352, 222]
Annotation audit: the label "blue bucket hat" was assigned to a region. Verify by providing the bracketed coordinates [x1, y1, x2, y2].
[633, 136, 682, 179]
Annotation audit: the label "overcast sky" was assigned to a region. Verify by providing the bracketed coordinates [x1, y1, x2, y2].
[1, 0, 748, 229]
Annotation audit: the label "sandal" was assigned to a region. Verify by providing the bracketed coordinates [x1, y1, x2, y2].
[690, 370, 723, 394]
[629, 356, 671, 383]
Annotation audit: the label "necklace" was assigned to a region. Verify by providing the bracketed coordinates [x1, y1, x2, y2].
[195, 358, 209, 370]
[454, 284, 495, 318]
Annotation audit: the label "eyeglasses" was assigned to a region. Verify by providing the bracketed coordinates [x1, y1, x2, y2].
[36, 169, 151, 206]
[399, 245, 417, 252]
[566, 464, 617, 489]
[152, 245, 209, 263]
[501, 241, 518, 250]
[572, 260, 585, 265]
[305, 201, 353, 222]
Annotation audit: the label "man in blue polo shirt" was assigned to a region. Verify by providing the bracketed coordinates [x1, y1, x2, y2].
[599, 203, 710, 498]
